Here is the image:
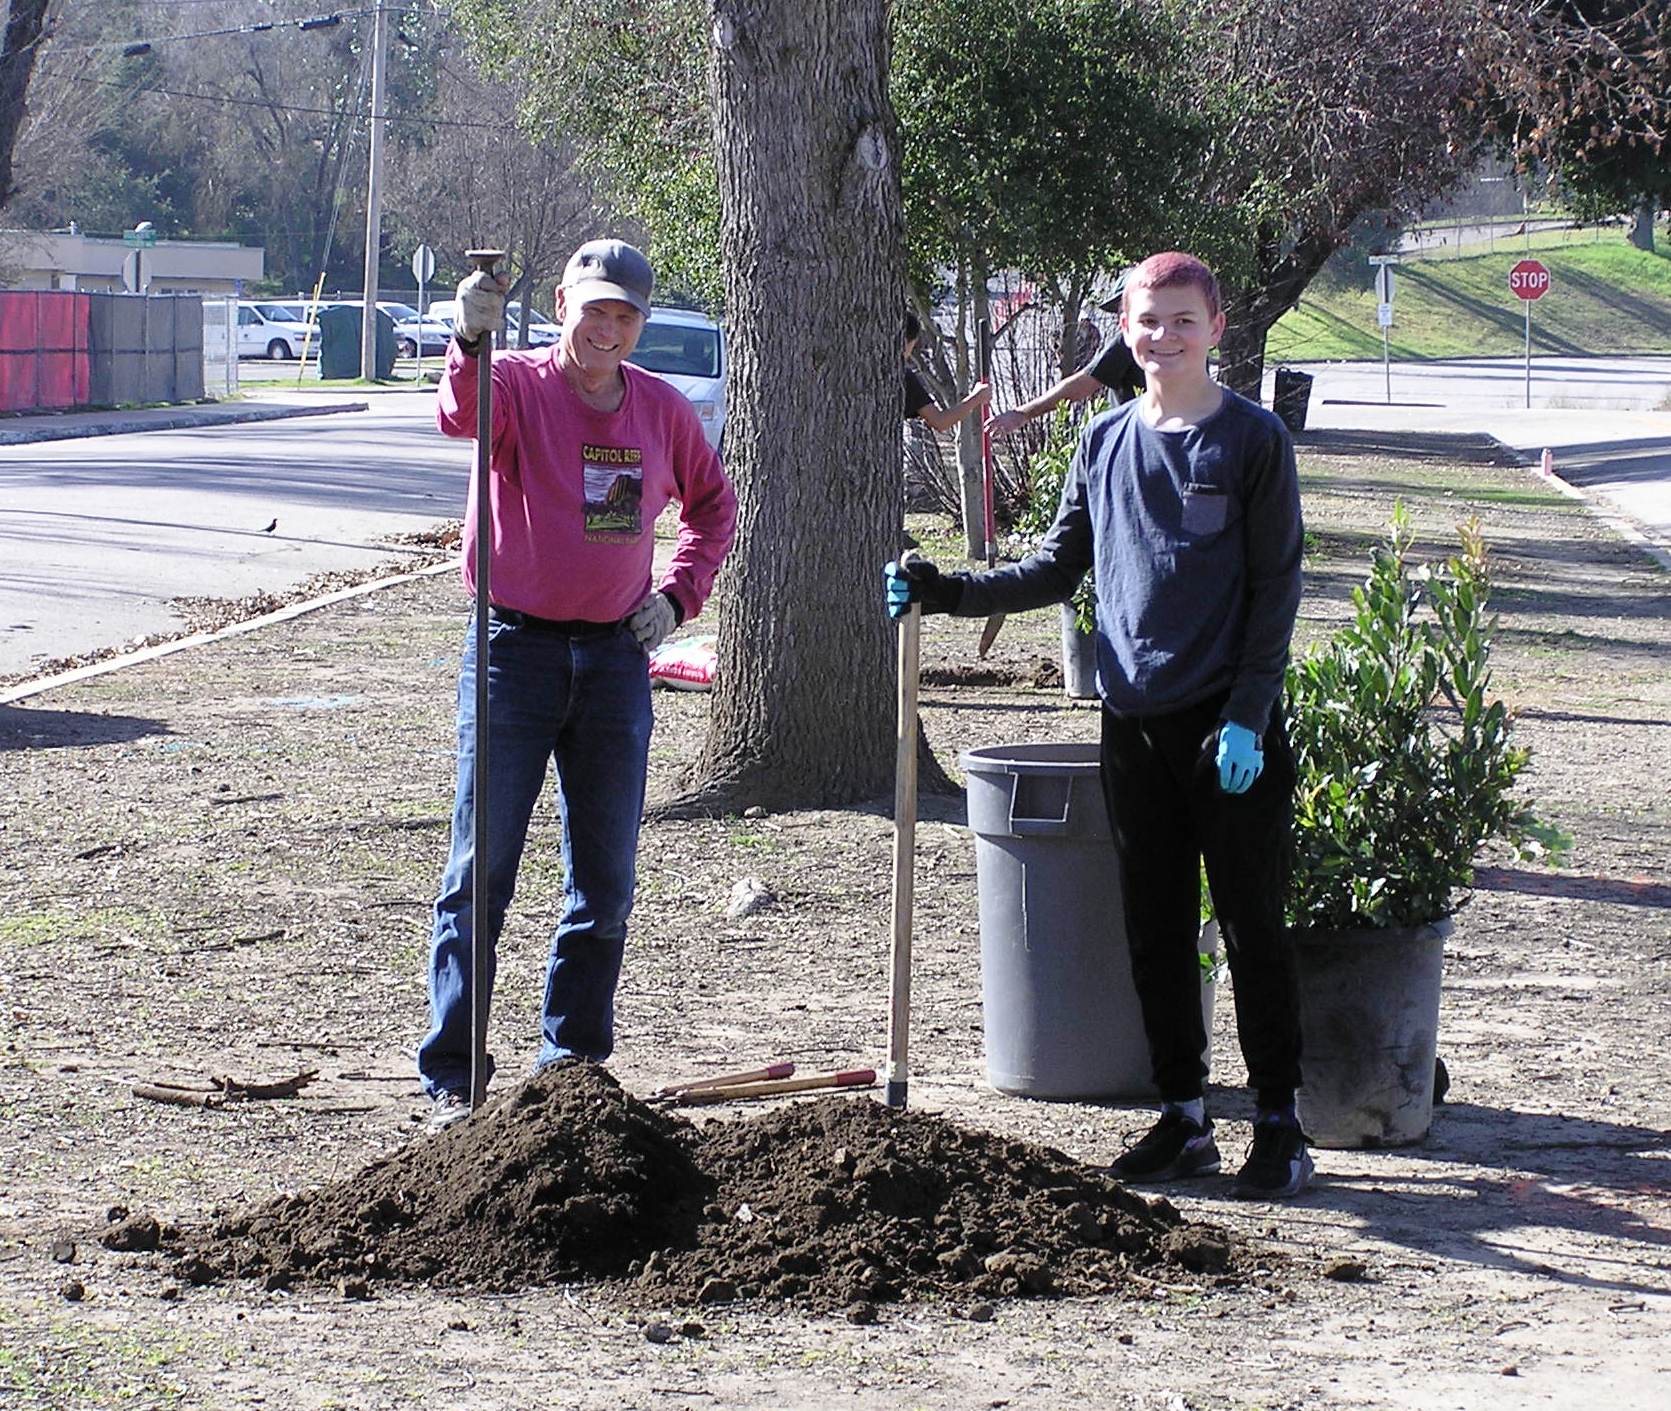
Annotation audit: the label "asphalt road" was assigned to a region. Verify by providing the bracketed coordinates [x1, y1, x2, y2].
[0, 394, 468, 678]
[1270, 358, 1671, 559]
[3, 356, 1665, 683]
[1278, 354, 1671, 413]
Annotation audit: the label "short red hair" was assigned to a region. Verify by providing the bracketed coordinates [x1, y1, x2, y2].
[1126, 252, 1221, 320]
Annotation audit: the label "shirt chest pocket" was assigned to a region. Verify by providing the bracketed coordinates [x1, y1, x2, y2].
[1180, 484, 1229, 536]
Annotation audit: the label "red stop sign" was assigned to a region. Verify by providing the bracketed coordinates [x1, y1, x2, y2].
[1509, 259, 1551, 301]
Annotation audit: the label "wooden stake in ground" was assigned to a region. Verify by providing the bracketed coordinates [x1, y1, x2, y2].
[885, 585, 922, 1109]
[467, 247, 505, 1115]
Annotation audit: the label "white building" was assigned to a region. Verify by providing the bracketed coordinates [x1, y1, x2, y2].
[0, 228, 263, 295]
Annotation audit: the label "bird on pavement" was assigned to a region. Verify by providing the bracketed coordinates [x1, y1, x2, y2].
[261, 519, 278, 534]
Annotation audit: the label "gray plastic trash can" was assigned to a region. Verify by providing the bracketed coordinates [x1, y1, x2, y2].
[960, 742, 1214, 1099]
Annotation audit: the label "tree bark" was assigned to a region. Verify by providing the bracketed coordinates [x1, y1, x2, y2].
[956, 264, 989, 561]
[1218, 227, 1342, 402]
[1629, 195, 1655, 253]
[678, 0, 950, 813]
[0, 0, 52, 213]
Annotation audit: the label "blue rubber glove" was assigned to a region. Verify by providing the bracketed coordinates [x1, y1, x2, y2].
[883, 560, 918, 620]
[883, 558, 961, 620]
[1215, 722, 1264, 794]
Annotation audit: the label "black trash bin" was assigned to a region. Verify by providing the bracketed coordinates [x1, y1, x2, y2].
[317, 304, 396, 380]
[1272, 366, 1314, 433]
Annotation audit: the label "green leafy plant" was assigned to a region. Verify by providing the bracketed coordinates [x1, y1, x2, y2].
[1284, 506, 1560, 931]
[1016, 404, 1096, 633]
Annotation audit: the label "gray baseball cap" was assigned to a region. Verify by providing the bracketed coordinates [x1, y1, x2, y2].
[1097, 268, 1131, 313]
[563, 239, 654, 317]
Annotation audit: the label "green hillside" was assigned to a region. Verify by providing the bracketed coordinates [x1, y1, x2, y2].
[1266, 228, 1671, 362]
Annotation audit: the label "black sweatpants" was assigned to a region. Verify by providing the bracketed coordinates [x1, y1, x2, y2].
[1098, 693, 1302, 1109]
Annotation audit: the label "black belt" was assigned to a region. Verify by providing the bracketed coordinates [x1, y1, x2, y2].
[488, 605, 618, 636]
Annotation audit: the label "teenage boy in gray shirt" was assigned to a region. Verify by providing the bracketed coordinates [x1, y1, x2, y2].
[884, 251, 1310, 1198]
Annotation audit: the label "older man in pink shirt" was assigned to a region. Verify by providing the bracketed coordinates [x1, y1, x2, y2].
[419, 240, 736, 1127]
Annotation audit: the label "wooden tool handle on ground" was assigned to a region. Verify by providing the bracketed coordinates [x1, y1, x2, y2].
[670, 1069, 876, 1106]
[885, 602, 921, 1109]
[656, 1061, 795, 1097]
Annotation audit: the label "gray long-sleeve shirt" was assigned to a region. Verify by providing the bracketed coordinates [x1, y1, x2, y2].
[954, 390, 1303, 729]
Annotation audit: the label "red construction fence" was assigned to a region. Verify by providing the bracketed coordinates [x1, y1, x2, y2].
[0, 290, 204, 414]
[0, 291, 92, 412]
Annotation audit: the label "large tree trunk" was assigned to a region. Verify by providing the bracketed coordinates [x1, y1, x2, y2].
[1218, 227, 1341, 402]
[0, 0, 52, 212]
[1629, 195, 1655, 253]
[680, 0, 944, 812]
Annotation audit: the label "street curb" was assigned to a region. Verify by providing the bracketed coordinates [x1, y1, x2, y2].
[1502, 445, 1671, 573]
[0, 559, 457, 706]
[0, 399, 371, 446]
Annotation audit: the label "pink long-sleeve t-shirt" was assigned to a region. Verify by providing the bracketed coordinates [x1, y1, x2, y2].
[438, 341, 737, 625]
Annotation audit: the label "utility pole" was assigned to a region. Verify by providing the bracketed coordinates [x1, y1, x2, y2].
[359, 1, 389, 380]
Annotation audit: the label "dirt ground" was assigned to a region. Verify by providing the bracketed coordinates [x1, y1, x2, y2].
[2, 433, 1668, 1410]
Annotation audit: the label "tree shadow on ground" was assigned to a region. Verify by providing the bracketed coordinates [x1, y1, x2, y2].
[1471, 865, 1671, 910]
[1399, 266, 1587, 356]
[0, 703, 169, 751]
[1200, 1094, 1671, 1298]
[1297, 428, 1519, 465]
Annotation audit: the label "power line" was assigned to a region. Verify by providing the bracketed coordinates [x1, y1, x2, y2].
[49, 7, 413, 56]
[35, 68, 521, 133]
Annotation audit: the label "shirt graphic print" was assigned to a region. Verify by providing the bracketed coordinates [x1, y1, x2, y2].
[582, 443, 644, 541]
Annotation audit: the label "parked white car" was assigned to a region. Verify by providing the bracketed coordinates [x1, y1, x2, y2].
[426, 299, 560, 348]
[235, 302, 314, 360]
[393, 311, 453, 359]
[628, 305, 726, 450]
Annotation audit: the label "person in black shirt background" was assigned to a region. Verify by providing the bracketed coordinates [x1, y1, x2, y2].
[903, 310, 991, 430]
[988, 271, 1143, 438]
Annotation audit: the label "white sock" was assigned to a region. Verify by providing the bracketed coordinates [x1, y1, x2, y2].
[1165, 1098, 1206, 1126]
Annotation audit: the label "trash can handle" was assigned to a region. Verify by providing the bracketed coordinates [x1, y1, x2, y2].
[1007, 770, 1073, 836]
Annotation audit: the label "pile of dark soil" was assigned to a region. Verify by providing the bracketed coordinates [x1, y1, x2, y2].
[646, 1089, 1240, 1310]
[109, 1065, 1248, 1310]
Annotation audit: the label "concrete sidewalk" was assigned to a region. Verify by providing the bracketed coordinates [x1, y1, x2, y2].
[0, 389, 382, 445]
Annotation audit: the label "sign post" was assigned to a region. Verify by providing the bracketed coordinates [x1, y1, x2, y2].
[122, 223, 157, 295]
[1370, 257, 1397, 404]
[1508, 258, 1550, 410]
[411, 243, 436, 377]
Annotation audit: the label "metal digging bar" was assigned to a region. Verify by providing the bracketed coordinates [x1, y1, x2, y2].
[467, 247, 505, 1114]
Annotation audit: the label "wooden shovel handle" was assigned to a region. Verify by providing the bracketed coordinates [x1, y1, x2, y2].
[885, 601, 921, 1109]
[655, 1061, 796, 1097]
[670, 1069, 876, 1107]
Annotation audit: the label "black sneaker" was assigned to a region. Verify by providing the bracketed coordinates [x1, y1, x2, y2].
[1109, 1108, 1221, 1182]
[1233, 1116, 1314, 1198]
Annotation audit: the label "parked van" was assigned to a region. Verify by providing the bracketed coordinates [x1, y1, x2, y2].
[628, 306, 726, 450]
[235, 302, 314, 360]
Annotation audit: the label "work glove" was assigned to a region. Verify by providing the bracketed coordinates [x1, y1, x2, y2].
[627, 590, 680, 653]
[1215, 721, 1264, 795]
[453, 270, 507, 342]
[883, 558, 962, 620]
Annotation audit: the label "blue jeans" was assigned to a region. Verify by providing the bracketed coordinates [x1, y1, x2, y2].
[417, 615, 652, 1098]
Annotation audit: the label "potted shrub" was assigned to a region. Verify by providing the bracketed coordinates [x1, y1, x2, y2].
[1283, 507, 1558, 1147]
[1017, 406, 1097, 698]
